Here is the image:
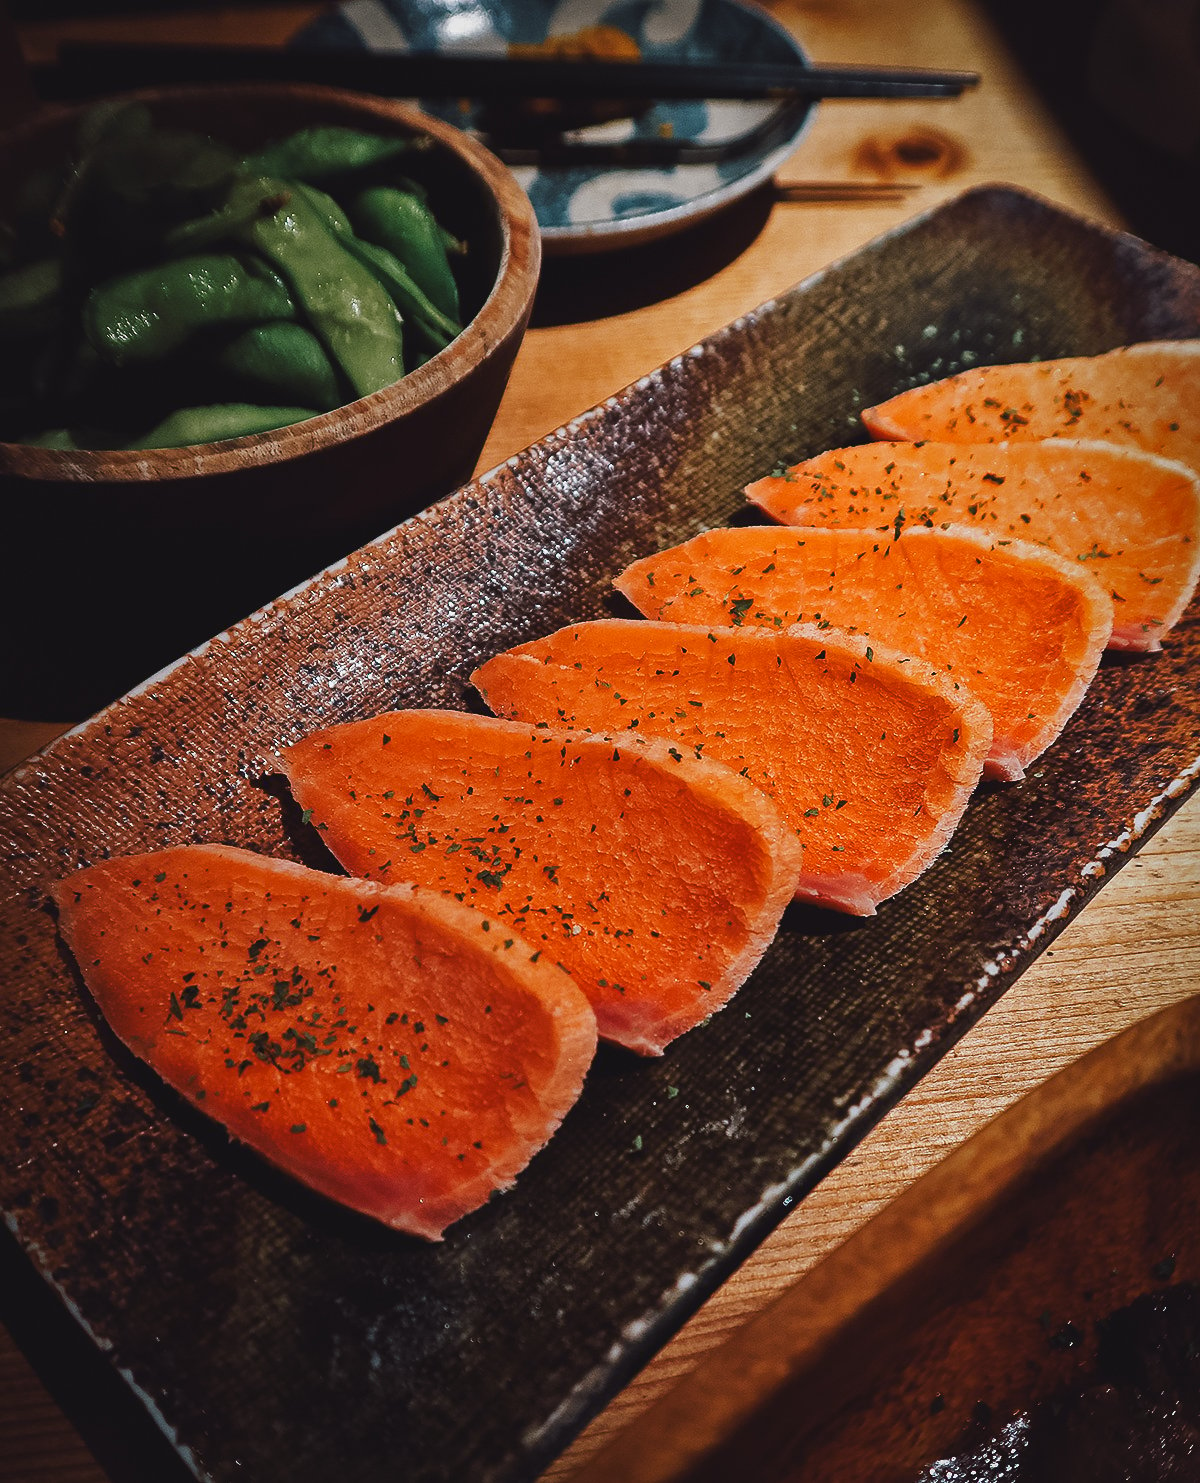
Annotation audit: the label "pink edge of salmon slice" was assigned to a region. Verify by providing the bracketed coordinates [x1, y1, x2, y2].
[790, 625, 994, 911]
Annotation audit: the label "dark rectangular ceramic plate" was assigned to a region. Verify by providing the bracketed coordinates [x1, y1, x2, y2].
[2, 186, 1199, 1483]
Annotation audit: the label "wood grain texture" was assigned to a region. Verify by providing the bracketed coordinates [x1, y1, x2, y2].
[2, 2, 1196, 1482]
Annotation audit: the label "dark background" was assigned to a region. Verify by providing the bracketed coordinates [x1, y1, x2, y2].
[981, 0, 1199, 265]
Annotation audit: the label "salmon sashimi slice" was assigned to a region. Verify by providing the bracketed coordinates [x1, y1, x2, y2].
[615, 525, 1113, 783]
[280, 712, 801, 1056]
[861, 340, 1200, 473]
[471, 620, 992, 917]
[52, 845, 597, 1240]
[746, 439, 1200, 652]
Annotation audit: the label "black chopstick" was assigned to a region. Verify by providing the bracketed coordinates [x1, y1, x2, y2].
[37, 42, 980, 104]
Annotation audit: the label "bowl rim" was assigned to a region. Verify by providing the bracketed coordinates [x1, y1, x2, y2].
[0, 82, 541, 482]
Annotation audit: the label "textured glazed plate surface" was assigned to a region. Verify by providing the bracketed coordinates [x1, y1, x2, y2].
[2, 187, 1200, 1483]
[297, 0, 812, 249]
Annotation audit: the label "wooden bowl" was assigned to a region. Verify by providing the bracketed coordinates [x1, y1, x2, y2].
[0, 84, 540, 718]
[573, 994, 1200, 1482]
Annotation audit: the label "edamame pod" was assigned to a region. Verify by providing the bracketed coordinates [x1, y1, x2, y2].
[289, 182, 456, 356]
[349, 185, 461, 322]
[163, 184, 293, 255]
[242, 127, 422, 185]
[20, 426, 79, 449]
[0, 258, 63, 340]
[214, 322, 343, 411]
[130, 402, 318, 449]
[341, 235, 458, 357]
[233, 176, 404, 398]
[288, 181, 353, 236]
[83, 253, 296, 366]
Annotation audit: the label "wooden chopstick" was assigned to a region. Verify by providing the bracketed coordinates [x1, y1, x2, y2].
[774, 180, 921, 202]
[37, 42, 980, 104]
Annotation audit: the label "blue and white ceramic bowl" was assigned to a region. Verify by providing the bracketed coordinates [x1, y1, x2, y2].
[299, 0, 814, 251]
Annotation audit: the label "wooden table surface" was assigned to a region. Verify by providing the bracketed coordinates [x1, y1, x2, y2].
[3, 3, 1198, 1481]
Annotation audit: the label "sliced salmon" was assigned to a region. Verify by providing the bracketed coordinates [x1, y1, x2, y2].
[280, 712, 801, 1056]
[860, 341, 1200, 472]
[747, 439, 1200, 652]
[52, 845, 597, 1240]
[615, 525, 1112, 783]
[471, 620, 992, 917]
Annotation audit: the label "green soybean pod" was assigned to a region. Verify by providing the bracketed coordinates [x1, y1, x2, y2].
[288, 181, 354, 236]
[214, 322, 343, 412]
[163, 183, 294, 255]
[19, 427, 80, 450]
[0, 258, 63, 341]
[349, 185, 461, 322]
[129, 402, 318, 449]
[235, 176, 404, 398]
[83, 253, 296, 366]
[242, 127, 421, 185]
[288, 182, 456, 357]
[342, 235, 458, 359]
